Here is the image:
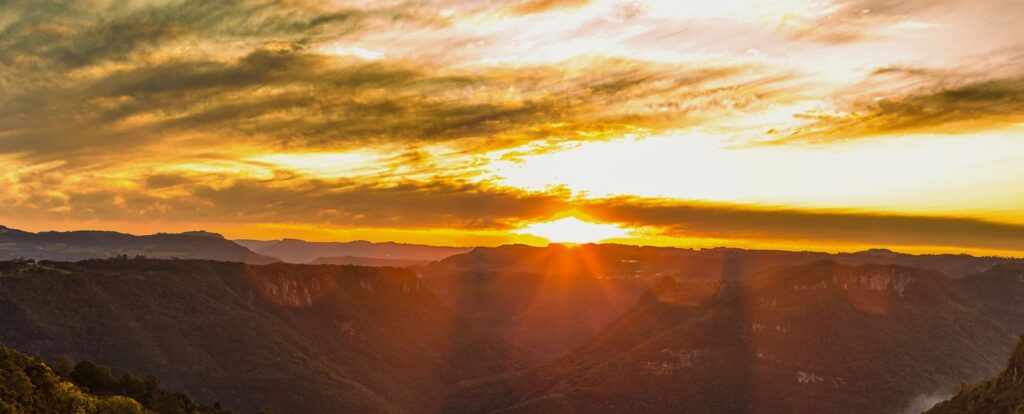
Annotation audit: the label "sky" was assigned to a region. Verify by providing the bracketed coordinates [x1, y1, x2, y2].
[2, 0, 1024, 255]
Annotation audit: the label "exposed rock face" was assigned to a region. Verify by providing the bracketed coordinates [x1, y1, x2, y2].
[248, 264, 424, 307]
[832, 269, 915, 297]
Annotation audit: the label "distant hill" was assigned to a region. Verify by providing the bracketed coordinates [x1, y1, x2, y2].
[235, 238, 470, 264]
[834, 248, 1019, 279]
[927, 336, 1024, 414]
[311, 255, 432, 267]
[0, 258, 513, 414]
[0, 342, 232, 414]
[443, 261, 1024, 414]
[430, 244, 1020, 280]
[0, 225, 277, 264]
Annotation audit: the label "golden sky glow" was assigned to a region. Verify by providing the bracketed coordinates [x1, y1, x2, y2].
[517, 216, 630, 244]
[2, 0, 1024, 255]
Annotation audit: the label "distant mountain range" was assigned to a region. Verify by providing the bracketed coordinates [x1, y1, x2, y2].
[235, 238, 470, 264]
[0, 225, 277, 264]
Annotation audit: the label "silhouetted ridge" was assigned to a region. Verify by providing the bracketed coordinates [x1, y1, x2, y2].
[235, 238, 469, 263]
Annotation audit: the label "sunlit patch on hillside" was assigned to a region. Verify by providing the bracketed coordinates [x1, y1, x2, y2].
[516, 216, 629, 244]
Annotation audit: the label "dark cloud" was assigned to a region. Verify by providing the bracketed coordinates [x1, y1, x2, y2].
[4, 174, 568, 230]
[583, 198, 1024, 252]
[780, 74, 1024, 141]
[869, 66, 935, 78]
[144, 174, 192, 189]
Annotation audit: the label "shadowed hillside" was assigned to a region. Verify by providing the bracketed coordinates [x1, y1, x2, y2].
[0, 258, 513, 414]
[443, 261, 1024, 414]
[927, 336, 1024, 414]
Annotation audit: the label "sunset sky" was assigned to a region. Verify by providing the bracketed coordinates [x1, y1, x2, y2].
[2, 0, 1024, 255]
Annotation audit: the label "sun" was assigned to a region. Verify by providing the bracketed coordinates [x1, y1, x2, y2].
[517, 216, 629, 244]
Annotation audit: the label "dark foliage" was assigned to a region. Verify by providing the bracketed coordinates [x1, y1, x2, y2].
[0, 342, 146, 413]
[928, 336, 1024, 414]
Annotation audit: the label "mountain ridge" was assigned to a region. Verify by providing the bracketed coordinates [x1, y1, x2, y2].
[0, 225, 277, 264]
[235, 238, 470, 264]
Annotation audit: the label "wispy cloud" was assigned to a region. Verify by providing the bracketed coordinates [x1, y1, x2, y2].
[779, 74, 1024, 142]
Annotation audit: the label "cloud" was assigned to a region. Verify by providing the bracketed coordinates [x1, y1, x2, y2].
[0, 30, 763, 165]
[780, 74, 1024, 141]
[780, 0, 945, 44]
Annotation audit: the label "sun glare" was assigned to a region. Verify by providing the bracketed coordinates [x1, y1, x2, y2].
[517, 216, 629, 244]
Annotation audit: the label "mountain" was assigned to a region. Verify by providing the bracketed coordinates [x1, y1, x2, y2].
[0, 342, 150, 414]
[0, 341, 232, 414]
[311, 255, 433, 267]
[0, 258, 513, 414]
[927, 336, 1024, 414]
[0, 225, 277, 264]
[235, 238, 470, 264]
[421, 244, 907, 363]
[444, 261, 1024, 414]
